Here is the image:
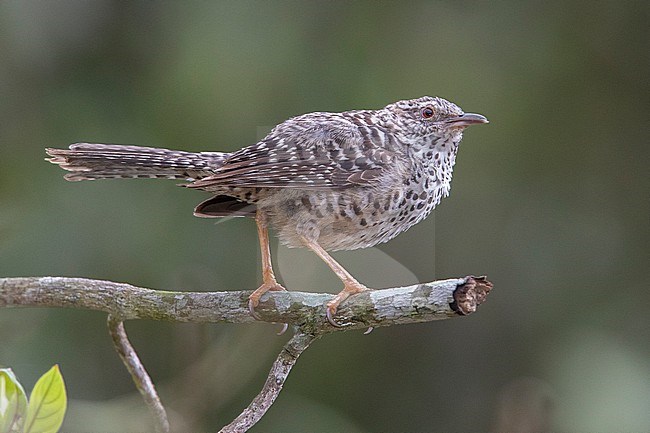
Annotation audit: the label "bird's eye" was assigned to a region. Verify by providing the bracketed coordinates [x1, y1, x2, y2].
[421, 107, 435, 119]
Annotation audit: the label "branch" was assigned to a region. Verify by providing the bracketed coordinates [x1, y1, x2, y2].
[218, 331, 318, 433]
[107, 316, 170, 433]
[0, 275, 492, 431]
[0, 276, 491, 333]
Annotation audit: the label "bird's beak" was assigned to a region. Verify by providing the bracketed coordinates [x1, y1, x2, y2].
[445, 113, 489, 127]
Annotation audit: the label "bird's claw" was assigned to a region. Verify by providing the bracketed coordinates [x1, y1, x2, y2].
[249, 284, 289, 334]
[276, 323, 289, 336]
[325, 285, 371, 328]
[248, 298, 263, 321]
[326, 306, 343, 327]
[326, 307, 373, 334]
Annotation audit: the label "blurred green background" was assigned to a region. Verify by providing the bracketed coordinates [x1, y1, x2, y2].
[1, 1, 648, 432]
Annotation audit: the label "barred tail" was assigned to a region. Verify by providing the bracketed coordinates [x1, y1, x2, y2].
[46, 143, 227, 181]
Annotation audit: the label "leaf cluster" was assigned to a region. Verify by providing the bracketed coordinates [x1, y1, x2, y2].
[0, 366, 67, 433]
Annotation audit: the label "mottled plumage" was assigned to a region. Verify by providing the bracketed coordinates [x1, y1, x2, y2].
[46, 96, 488, 325]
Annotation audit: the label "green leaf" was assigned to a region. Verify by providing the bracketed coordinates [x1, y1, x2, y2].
[0, 368, 28, 433]
[23, 366, 67, 433]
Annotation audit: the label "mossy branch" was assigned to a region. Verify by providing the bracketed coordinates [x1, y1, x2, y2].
[0, 275, 492, 431]
[0, 276, 490, 332]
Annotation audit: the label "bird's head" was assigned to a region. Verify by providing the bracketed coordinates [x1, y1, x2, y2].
[382, 96, 488, 143]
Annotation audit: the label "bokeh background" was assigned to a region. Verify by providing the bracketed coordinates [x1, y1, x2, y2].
[1, 1, 648, 432]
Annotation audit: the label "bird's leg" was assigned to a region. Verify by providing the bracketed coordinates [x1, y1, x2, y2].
[248, 211, 287, 323]
[301, 237, 370, 327]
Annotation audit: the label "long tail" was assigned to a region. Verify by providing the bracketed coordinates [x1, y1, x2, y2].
[46, 143, 227, 181]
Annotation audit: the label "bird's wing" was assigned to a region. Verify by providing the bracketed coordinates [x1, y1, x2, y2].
[188, 114, 398, 190]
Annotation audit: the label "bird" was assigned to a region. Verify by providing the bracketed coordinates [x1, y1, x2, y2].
[46, 96, 488, 327]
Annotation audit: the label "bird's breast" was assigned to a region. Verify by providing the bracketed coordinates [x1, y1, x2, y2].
[260, 172, 446, 251]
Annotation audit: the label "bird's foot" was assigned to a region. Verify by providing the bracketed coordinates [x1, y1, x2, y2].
[326, 283, 371, 328]
[248, 281, 287, 322]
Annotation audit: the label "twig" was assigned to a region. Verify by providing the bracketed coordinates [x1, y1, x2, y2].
[218, 331, 318, 433]
[107, 315, 170, 433]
